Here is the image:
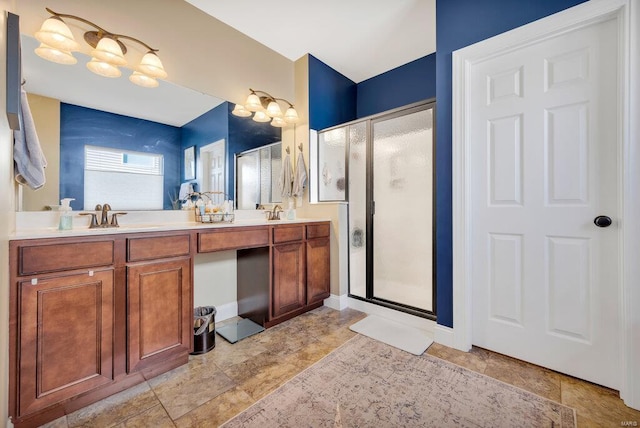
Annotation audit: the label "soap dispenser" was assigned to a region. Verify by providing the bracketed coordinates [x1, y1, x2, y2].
[58, 198, 75, 230]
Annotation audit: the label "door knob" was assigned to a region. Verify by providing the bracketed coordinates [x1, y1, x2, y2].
[594, 215, 612, 227]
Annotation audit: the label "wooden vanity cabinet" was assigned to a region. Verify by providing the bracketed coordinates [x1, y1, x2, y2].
[126, 234, 193, 376]
[9, 237, 120, 427]
[306, 238, 330, 305]
[9, 222, 330, 427]
[268, 223, 330, 325]
[272, 240, 306, 319]
[17, 269, 115, 417]
[9, 232, 193, 428]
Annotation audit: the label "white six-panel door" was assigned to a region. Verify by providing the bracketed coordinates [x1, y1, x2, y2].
[469, 17, 620, 388]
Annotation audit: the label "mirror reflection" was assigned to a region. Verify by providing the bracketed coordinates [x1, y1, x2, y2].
[236, 142, 282, 210]
[19, 34, 282, 212]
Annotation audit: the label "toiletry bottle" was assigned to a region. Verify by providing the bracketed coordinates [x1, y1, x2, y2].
[58, 198, 75, 230]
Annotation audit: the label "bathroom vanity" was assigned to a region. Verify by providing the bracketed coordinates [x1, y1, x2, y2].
[8, 220, 330, 427]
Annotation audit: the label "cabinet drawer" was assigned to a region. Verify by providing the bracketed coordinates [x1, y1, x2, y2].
[306, 223, 330, 239]
[199, 227, 269, 252]
[128, 234, 191, 262]
[19, 241, 114, 275]
[273, 225, 304, 244]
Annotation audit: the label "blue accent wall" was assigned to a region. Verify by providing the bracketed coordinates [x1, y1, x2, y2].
[357, 54, 436, 118]
[435, 0, 589, 328]
[181, 102, 229, 195]
[228, 103, 282, 200]
[308, 54, 357, 130]
[59, 103, 181, 210]
[181, 102, 281, 200]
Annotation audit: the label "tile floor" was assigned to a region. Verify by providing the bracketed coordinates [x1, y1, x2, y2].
[42, 306, 639, 427]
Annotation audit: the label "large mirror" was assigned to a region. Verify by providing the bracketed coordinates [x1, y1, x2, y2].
[19, 34, 282, 211]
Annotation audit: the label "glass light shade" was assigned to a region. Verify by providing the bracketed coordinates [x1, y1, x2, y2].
[35, 17, 79, 51]
[91, 37, 127, 66]
[232, 104, 252, 117]
[270, 116, 286, 127]
[244, 93, 263, 112]
[34, 42, 77, 65]
[266, 101, 283, 117]
[252, 110, 271, 123]
[137, 52, 167, 79]
[87, 58, 121, 78]
[129, 71, 159, 88]
[284, 107, 299, 123]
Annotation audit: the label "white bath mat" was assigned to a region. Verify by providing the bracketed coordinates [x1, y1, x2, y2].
[349, 315, 433, 355]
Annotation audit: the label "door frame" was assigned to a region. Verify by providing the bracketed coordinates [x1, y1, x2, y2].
[198, 138, 226, 196]
[451, 0, 639, 409]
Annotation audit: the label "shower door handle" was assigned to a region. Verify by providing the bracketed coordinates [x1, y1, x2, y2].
[371, 200, 375, 215]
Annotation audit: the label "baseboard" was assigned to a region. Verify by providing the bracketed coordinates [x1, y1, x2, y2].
[346, 297, 435, 335]
[323, 293, 349, 310]
[214, 301, 238, 322]
[434, 324, 455, 348]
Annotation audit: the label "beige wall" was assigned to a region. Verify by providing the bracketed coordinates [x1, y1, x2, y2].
[2, 3, 18, 427]
[22, 93, 59, 211]
[15, 0, 294, 106]
[288, 55, 348, 297]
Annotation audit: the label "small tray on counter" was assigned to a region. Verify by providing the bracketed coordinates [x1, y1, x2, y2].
[195, 212, 234, 224]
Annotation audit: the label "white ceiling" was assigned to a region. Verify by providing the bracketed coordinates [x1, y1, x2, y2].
[185, 0, 436, 83]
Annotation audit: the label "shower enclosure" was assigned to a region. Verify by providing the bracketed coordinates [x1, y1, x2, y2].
[318, 101, 435, 318]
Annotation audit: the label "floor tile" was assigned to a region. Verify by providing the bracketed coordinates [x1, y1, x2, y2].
[174, 387, 255, 428]
[561, 376, 640, 426]
[39, 416, 68, 428]
[426, 343, 491, 373]
[42, 307, 640, 428]
[66, 382, 159, 428]
[114, 404, 175, 428]
[482, 351, 563, 401]
[148, 361, 236, 420]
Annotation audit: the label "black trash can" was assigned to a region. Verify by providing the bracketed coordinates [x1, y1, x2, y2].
[191, 306, 216, 355]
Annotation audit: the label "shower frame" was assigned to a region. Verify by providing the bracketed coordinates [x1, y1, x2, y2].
[319, 99, 437, 320]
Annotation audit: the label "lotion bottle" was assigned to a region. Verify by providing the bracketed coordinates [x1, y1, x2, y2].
[58, 198, 75, 230]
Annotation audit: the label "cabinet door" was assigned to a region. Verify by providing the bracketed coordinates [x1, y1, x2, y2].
[272, 242, 306, 318]
[127, 258, 191, 373]
[306, 237, 331, 304]
[18, 270, 114, 416]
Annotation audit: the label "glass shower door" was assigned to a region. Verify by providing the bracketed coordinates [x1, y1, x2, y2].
[371, 106, 434, 312]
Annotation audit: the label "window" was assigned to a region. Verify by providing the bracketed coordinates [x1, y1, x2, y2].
[84, 145, 164, 210]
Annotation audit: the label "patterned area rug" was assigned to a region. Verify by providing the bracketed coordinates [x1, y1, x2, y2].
[221, 335, 576, 427]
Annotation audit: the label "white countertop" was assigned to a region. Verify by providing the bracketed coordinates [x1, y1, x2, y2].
[12, 210, 330, 240]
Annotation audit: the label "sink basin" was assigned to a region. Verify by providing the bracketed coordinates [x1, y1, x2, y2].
[116, 224, 165, 230]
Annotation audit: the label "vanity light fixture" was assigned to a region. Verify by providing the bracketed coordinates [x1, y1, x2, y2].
[231, 89, 299, 127]
[33, 7, 168, 88]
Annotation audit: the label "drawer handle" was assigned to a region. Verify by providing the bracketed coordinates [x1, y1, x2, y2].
[31, 278, 38, 285]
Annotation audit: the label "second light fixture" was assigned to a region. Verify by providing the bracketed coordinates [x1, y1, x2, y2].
[232, 89, 299, 127]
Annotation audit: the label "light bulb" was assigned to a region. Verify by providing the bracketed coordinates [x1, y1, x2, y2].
[92, 37, 126, 66]
[129, 71, 159, 88]
[34, 42, 77, 65]
[245, 93, 262, 112]
[284, 107, 299, 123]
[138, 52, 167, 79]
[252, 110, 271, 123]
[87, 58, 121, 78]
[35, 17, 79, 51]
[232, 104, 252, 117]
[266, 101, 283, 117]
[270, 117, 286, 127]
